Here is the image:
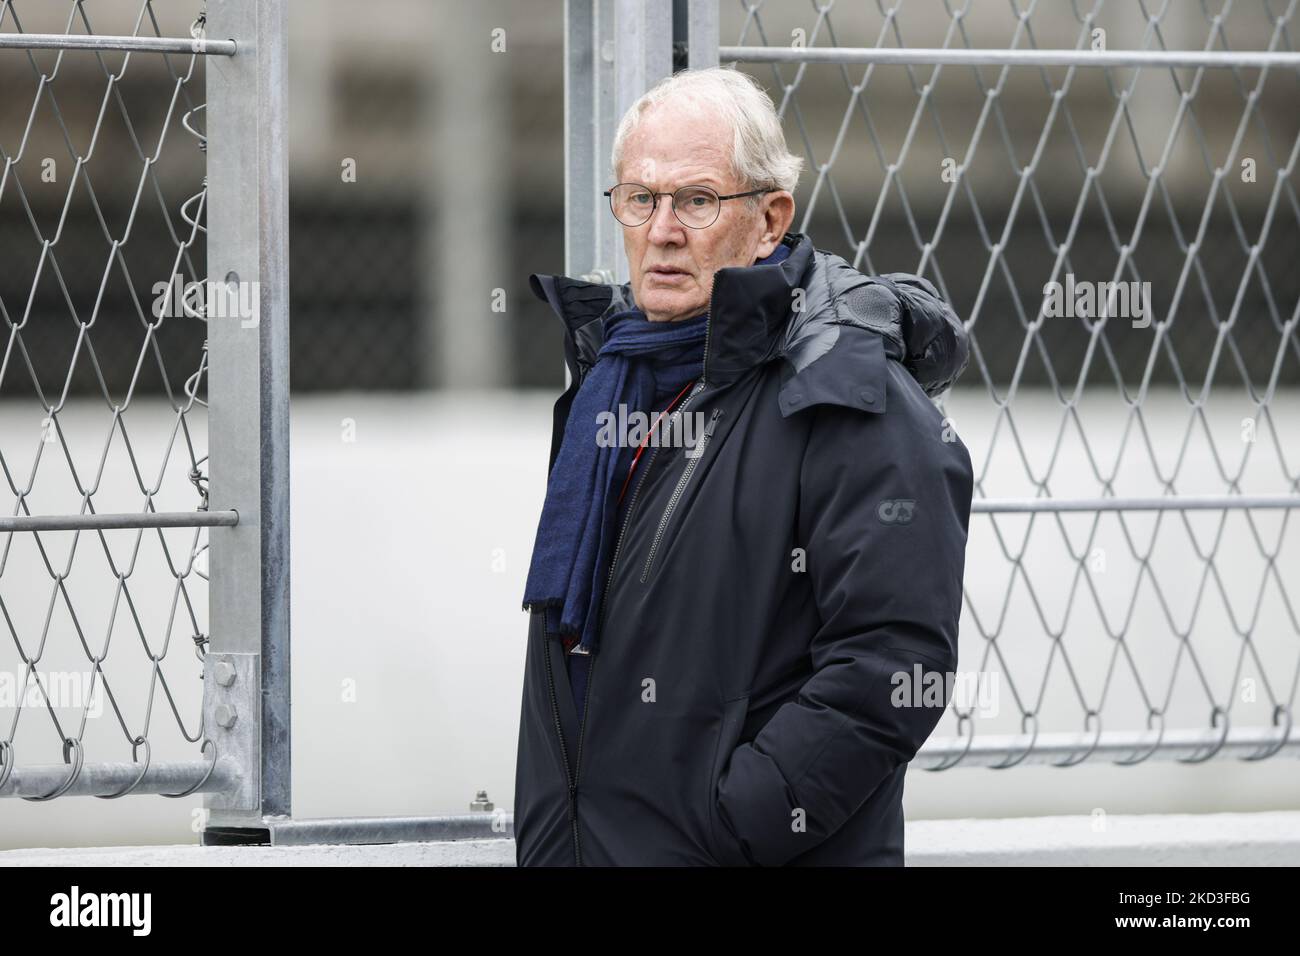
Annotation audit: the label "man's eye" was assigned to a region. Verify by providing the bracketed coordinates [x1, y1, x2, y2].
[630, 192, 652, 204]
[678, 190, 714, 207]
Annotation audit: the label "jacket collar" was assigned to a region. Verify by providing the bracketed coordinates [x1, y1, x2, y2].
[703, 231, 812, 386]
[529, 232, 814, 389]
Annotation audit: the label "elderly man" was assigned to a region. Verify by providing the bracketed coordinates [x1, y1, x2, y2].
[515, 66, 973, 866]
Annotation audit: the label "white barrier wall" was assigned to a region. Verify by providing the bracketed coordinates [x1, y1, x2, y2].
[1, 393, 1297, 850]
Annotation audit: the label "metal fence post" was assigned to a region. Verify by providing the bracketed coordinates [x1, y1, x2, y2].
[565, 0, 673, 287]
[682, 0, 719, 69]
[202, 0, 291, 840]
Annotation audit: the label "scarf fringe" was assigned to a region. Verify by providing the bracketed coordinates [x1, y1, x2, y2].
[521, 598, 583, 640]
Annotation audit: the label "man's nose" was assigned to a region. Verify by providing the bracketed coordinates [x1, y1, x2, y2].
[646, 194, 685, 244]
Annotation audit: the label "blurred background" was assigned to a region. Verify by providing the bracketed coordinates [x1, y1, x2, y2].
[0, 0, 1297, 850]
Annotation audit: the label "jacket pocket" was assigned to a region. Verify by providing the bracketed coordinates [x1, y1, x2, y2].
[706, 694, 753, 866]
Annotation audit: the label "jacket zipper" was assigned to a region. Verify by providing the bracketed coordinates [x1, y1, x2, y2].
[567, 386, 677, 863]
[564, 299, 717, 868]
[639, 405, 723, 583]
[565, 431, 651, 865]
[563, 295, 719, 866]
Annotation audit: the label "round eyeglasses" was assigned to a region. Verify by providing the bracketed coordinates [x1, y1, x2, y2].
[603, 183, 777, 229]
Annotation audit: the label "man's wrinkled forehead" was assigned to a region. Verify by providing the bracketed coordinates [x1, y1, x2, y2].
[618, 102, 738, 186]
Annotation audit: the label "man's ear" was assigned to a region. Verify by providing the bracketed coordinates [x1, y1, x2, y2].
[756, 190, 796, 257]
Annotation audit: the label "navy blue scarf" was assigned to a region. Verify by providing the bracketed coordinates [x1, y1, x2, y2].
[523, 306, 707, 653]
[522, 242, 792, 655]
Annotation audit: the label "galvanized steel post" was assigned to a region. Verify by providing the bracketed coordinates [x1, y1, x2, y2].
[203, 0, 291, 839]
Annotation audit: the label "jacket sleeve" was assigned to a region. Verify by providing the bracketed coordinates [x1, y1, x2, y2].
[713, 382, 974, 865]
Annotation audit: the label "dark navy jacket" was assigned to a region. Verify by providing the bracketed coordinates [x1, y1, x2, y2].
[515, 231, 973, 865]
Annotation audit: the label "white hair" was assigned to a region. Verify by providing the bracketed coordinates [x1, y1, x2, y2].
[610, 67, 804, 196]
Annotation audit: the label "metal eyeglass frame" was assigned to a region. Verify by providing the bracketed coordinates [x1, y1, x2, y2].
[603, 183, 777, 228]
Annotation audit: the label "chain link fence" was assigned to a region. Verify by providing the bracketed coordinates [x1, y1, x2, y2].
[560, 0, 1299, 767]
[0, 0, 227, 802]
[0, 0, 283, 834]
[1, 0, 507, 848]
[715, 0, 1300, 767]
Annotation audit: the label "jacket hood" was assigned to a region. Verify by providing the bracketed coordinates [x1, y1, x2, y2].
[528, 231, 970, 414]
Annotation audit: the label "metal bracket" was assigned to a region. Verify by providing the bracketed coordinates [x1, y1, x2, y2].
[203, 652, 259, 811]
